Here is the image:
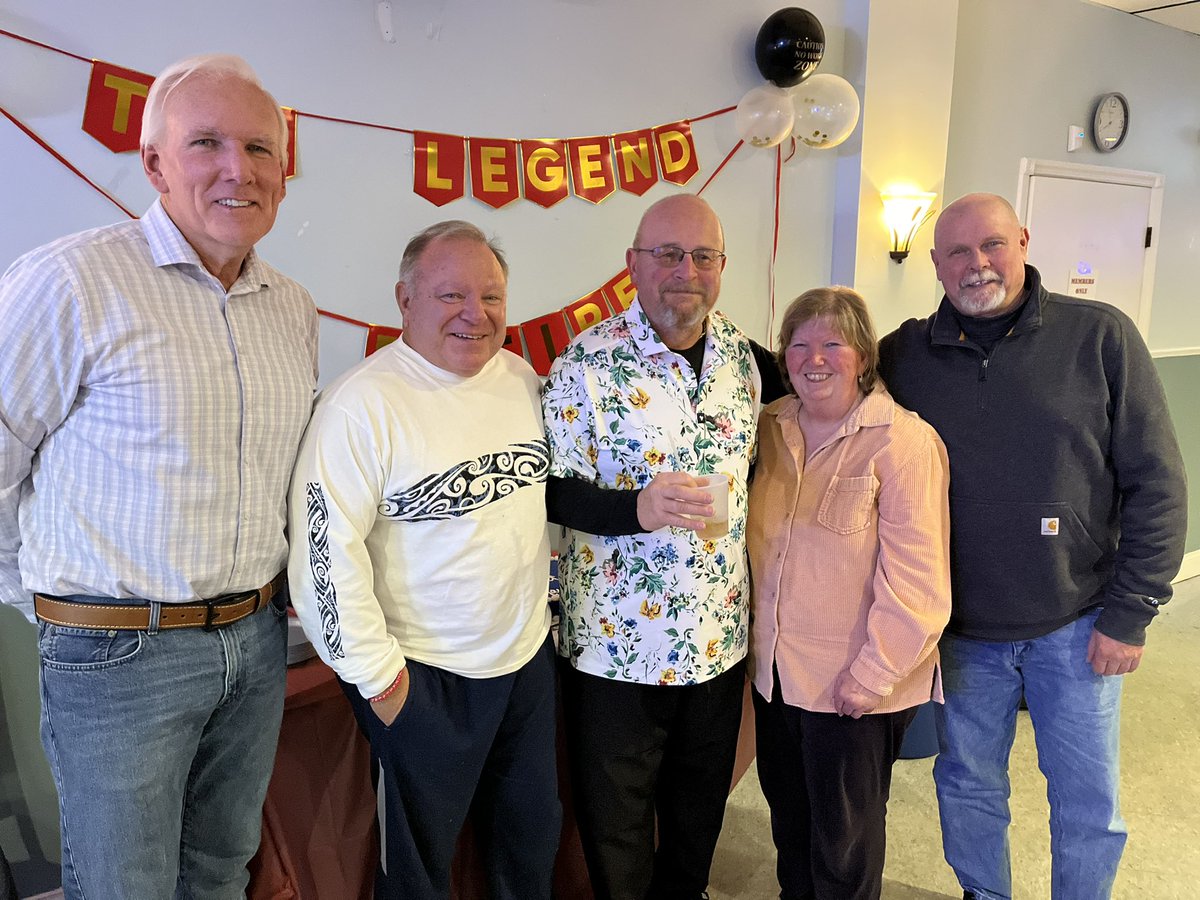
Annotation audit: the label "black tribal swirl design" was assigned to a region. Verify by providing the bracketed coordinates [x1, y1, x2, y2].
[305, 483, 345, 659]
[379, 440, 550, 522]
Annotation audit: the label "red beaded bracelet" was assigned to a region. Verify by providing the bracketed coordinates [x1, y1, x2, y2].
[369, 668, 406, 703]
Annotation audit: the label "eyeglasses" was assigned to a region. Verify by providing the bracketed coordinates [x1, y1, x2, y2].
[630, 246, 726, 270]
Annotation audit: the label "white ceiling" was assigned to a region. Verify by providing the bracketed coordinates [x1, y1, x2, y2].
[1087, 0, 1200, 36]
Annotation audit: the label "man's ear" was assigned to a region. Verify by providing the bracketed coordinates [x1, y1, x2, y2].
[395, 281, 409, 318]
[142, 144, 169, 196]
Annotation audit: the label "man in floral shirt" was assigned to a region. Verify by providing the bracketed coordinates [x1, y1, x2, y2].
[543, 194, 761, 900]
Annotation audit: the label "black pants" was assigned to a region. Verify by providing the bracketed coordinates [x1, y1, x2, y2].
[752, 682, 917, 900]
[560, 660, 746, 900]
[342, 638, 560, 900]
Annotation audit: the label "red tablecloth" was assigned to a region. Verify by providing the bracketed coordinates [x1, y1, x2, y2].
[248, 659, 756, 899]
[247, 658, 378, 900]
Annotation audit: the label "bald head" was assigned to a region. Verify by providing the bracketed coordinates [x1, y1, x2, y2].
[633, 194, 725, 250]
[931, 193, 1030, 318]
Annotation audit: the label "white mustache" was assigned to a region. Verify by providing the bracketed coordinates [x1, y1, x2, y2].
[960, 271, 1002, 289]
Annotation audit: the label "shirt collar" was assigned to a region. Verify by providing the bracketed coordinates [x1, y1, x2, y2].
[765, 388, 896, 436]
[626, 296, 728, 367]
[140, 199, 269, 293]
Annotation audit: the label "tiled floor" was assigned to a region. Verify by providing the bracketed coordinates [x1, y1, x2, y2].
[707, 576, 1200, 899]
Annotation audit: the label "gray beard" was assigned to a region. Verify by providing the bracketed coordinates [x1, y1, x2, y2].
[953, 280, 1008, 317]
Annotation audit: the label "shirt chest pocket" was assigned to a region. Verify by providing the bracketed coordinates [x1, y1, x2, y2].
[817, 474, 878, 535]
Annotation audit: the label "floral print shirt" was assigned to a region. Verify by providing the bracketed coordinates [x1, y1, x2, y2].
[542, 298, 760, 685]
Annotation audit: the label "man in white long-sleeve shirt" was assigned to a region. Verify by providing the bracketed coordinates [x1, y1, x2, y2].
[0, 55, 317, 898]
[288, 220, 559, 900]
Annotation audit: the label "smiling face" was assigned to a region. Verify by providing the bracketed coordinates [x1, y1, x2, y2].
[142, 74, 287, 289]
[396, 236, 507, 377]
[785, 317, 866, 423]
[931, 194, 1030, 318]
[626, 195, 725, 349]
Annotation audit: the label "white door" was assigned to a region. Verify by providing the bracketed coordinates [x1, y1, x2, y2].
[1015, 159, 1163, 339]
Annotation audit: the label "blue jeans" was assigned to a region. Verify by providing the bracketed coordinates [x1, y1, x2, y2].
[933, 610, 1125, 900]
[37, 596, 288, 899]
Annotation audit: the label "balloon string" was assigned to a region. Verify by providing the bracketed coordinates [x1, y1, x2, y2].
[696, 140, 743, 196]
[0, 104, 138, 219]
[768, 143, 783, 349]
[782, 136, 797, 165]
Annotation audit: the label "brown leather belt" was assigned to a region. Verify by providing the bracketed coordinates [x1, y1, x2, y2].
[34, 572, 287, 632]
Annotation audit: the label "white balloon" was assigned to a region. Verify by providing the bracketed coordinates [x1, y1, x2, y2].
[735, 84, 795, 149]
[791, 74, 861, 149]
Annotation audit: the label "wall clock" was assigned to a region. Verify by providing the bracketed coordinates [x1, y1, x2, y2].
[1092, 92, 1129, 153]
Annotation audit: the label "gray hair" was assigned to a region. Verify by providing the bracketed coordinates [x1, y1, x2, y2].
[397, 221, 509, 288]
[140, 54, 288, 167]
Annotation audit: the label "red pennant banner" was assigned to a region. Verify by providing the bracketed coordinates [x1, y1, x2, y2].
[502, 325, 524, 357]
[413, 131, 466, 207]
[521, 310, 572, 376]
[469, 137, 520, 209]
[521, 139, 569, 209]
[654, 122, 699, 186]
[82, 61, 153, 152]
[613, 129, 658, 196]
[567, 137, 616, 205]
[283, 107, 298, 179]
[366, 324, 403, 356]
[321, 266, 640, 366]
[601, 269, 637, 314]
[564, 288, 613, 336]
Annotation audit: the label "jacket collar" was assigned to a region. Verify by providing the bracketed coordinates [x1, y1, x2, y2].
[929, 263, 1045, 347]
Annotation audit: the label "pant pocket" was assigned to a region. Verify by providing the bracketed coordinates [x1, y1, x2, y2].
[38, 624, 145, 671]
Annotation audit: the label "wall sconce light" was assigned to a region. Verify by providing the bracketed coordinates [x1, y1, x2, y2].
[881, 191, 937, 263]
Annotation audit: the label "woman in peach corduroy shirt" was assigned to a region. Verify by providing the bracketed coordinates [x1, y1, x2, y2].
[747, 287, 951, 900]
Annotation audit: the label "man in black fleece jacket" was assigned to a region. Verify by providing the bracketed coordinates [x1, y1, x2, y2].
[878, 193, 1186, 900]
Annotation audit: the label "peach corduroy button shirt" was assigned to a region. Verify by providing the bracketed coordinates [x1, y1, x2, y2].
[747, 388, 952, 714]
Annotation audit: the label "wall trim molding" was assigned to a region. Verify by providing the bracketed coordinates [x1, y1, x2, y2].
[1173, 549, 1200, 584]
[1151, 346, 1200, 359]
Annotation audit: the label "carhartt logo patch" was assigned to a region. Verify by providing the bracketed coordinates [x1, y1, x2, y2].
[1041, 517, 1059, 536]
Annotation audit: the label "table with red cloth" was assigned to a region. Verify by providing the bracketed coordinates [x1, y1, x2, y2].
[248, 658, 757, 900]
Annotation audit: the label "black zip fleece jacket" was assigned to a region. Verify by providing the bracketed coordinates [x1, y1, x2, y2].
[878, 265, 1186, 644]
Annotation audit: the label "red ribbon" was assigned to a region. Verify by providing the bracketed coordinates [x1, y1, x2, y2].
[768, 143, 783, 349]
[0, 27, 90, 63]
[0, 104, 137, 219]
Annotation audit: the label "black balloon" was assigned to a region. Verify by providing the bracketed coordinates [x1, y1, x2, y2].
[755, 8, 825, 88]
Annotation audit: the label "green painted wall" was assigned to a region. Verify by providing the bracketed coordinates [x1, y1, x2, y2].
[1155, 355, 1199, 554]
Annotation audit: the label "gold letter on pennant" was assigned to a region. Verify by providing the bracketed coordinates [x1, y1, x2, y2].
[414, 132, 466, 206]
[568, 137, 616, 204]
[470, 138, 520, 209]
[613, 129, 657, 196]
[82, 61, 154, 153]
[654, 122, 699, 186]
[522, 140, 568, 208]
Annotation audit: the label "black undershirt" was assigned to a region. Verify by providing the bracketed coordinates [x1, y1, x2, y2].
[677, 332, 706, 382]
[952, 294, 1029, 354]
